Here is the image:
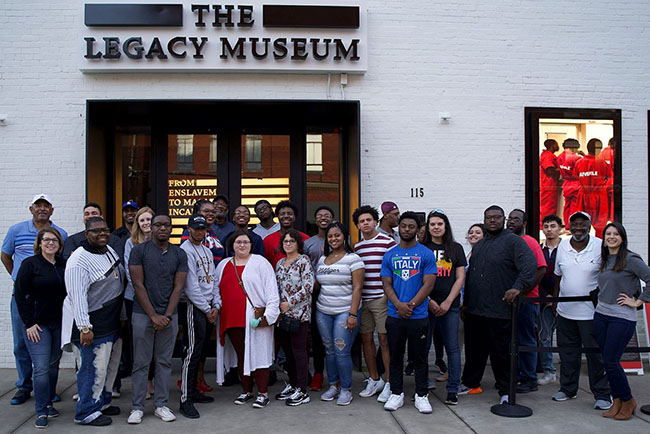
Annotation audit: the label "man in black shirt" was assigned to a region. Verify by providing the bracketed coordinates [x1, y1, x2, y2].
[460, 205, 537, 404]
[62, 202, 102, 260]
[108, 200, 138, 261]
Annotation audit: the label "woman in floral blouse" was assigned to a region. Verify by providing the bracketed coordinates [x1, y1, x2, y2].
[274, 229, 315, 407]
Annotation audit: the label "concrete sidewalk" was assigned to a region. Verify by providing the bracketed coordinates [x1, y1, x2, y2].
[1, 363, 649, 434]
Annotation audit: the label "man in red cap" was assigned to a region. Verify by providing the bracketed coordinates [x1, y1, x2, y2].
[556, 139, 582, 230]
[539, 139, 560, 228]
[574, 139, 612, 236]
[378, 202, 400, 242]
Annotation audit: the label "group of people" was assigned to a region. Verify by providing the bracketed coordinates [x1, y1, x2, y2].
[2, 192, 649, 428]
[539, 136, 614, 234]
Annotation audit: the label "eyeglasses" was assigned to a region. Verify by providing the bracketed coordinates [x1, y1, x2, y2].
[282, 239, 297, 244]
[41, 238, 59, 244]
[152, 222, 171, 228]
[506, 217, 522, 223]
[234, 240, 251, 245]
[199, 208, 216, 215]
[485, 215, 504, 221]
[315, 213, 332, 220]
[87, 228, 111, 234]
[428, 208, 445, 216]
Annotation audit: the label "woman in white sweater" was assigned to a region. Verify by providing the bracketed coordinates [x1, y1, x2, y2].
[215, 230, 280, 408]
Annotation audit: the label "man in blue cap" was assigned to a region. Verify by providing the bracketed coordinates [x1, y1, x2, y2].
[109, 200, 139, 262]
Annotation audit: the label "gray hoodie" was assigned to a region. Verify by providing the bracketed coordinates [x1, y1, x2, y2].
[181, 240, 221, 314]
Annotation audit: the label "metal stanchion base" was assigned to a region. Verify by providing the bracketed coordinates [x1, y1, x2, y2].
[490, 403, 533, 418]
[640, 404, 650, 415]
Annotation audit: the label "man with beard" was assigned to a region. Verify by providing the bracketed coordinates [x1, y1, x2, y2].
[2, 194, 68, 405]
[62, 202, 103, 260]
[252, 199, 280, 239]
[223, 205, 264, 256]
[128, 215, 188, 424]
[212, 194, 236, 243]
[506, 209, 547, 393]
[109, 201, 139, 261]
[551, 211, 611, 410]
[63, 217, 124, 426]
[459, 205, 537, 404]
[380, 212, 437, 414]
[263, 201, 309, 268]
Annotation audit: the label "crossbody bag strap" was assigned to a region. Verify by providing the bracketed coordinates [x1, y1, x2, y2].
[231, 258, 254, 307]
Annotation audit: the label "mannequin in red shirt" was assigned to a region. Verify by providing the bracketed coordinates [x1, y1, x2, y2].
[556, 138, 582, 230]
[539, 139, 560, 228]
[598, 138, 615, 221]
[574, 139, 612, 236]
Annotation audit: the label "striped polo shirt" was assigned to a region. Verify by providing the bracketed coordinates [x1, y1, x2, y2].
[354, 232, 397, 300]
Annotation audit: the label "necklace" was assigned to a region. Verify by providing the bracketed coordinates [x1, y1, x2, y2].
[190, 241, 212, 284]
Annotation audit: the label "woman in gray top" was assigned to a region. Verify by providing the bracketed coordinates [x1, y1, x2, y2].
[594, 222, 650, 420]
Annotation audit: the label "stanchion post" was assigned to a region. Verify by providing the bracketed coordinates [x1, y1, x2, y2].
[491, 296, 533, 418]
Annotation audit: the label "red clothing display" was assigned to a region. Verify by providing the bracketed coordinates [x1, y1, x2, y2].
[521, 235, 547, 300]
[574, 155, 612, 236]
[219, 262, 247, 345]
[557, 150, 582, 228]
[598, 147, 615, 221]
[539, 150, 560, 227]
[262, 230, 309, 269]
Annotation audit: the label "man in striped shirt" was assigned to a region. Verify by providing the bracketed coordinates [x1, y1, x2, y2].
[353, 205, 396, 402]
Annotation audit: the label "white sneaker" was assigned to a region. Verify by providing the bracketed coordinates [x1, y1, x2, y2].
[359, 377, 386, 398]
[500, 395, 509, 404]
[537, 372, 556, 385]
[72, 393, 79, 401]
[414, 394, 432, 414]
[377, 382, 391, 403]
[154, 406, 176, 422]
[127, 410, 143, 424]
[383, 393, 404, 411]
[320, 385, 340, 402]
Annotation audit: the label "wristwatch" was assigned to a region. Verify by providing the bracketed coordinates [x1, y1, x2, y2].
[80, 326, 92, 334]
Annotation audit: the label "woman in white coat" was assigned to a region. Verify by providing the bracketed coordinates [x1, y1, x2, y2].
[215, 230, 280, 408]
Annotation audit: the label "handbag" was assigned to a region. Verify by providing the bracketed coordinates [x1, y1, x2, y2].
[231, 258, 269, 324]
[277, 314, 301, 334]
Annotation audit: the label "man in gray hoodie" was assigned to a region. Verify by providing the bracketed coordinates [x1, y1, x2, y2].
[179, 215, 221, 418]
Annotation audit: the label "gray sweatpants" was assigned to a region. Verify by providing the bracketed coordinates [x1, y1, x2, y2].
[131, 312, 178, 410]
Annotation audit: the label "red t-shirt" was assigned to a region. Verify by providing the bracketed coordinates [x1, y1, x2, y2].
[557, 151, 582, 195]
[522, 235, 547, 300]
[539, 150, 559, 188]
[263, 230, 309, 269]
[574, 155, 611, 192]
[219, 262, 246, 344]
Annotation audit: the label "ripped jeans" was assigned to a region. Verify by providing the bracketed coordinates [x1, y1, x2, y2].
[73, 332, 117, 424]
[315, 309, 359, 391]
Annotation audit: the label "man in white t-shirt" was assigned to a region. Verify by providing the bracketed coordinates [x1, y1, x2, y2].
[353, 206, 396, 402]
[552, 211, 611, 410]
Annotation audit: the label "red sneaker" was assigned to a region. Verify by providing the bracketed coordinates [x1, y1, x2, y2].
[309, 373, 323, 391]
[197, 380, 213, 393]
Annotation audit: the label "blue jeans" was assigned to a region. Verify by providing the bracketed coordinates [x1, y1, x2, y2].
[427, 307, 461, 393]
[73, 333, 117, 424]
[11, 294, 33, 392]
[517, 303, 539, 383]
[593, 312, 636, 401]
[537, 304, 556, 374]
[23, 324, 62, 416]
[315, 309, 359, 391]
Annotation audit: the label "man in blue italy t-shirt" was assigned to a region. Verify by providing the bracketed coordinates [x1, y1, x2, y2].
[380, 211, 437, 414]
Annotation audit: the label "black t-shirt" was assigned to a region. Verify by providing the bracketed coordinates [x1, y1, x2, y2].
[424, 241, 467, 308]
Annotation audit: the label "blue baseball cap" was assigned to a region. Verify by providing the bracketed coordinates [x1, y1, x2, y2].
[122, 200, 139, 210]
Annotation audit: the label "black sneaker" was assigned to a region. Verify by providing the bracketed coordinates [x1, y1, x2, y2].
[35, 415, 48, 429]
[445, 393, 458, 405]
[275, 383, 296, 401]
[87, 415, 112, 426]
[286, 389, 310, 407]
[192, 392, 214, 403]
[222, 367, 241, 387]
[234, 393, 254, 405]
[101, 405, 120, 416]
[47, 406, 60, 418]
[404, 362, 414, 376]
[252, 394, 270, 408]
[180, 401, 200, 419]
[11, 390, 30, 405]
[516, 381, 539, 394]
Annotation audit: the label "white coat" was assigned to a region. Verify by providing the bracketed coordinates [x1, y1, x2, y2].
[215, 254, 280, 384]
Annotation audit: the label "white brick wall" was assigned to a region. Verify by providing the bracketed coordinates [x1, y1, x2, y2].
[1, 0, 649, 367]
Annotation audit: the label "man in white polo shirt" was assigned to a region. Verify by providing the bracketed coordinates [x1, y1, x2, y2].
[552, 211, 611, 410]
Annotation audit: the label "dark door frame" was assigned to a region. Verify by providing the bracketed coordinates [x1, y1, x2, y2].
[524, 107, 622, 238]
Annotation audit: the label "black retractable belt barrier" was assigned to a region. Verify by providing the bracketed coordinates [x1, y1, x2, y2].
[491, 294, 650, 418]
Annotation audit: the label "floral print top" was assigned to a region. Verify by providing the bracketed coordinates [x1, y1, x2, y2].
[275, 254, 314, 322]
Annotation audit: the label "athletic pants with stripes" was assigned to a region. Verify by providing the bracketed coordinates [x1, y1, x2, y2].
[181, 303, 208, 404]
